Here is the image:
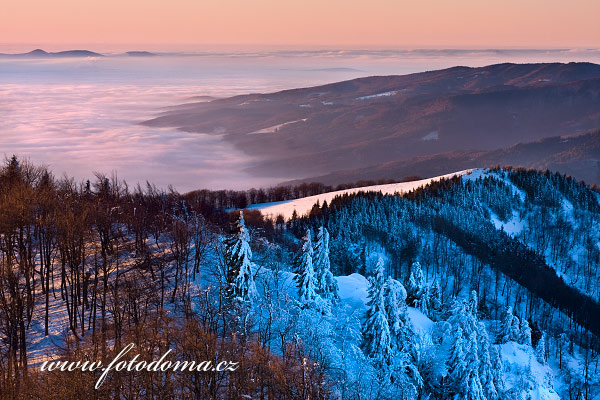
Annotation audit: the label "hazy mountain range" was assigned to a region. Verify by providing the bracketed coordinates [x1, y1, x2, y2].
[143, 62, 600, 185]
[0, 49, 160, 58]
[0, 49, 105, 58]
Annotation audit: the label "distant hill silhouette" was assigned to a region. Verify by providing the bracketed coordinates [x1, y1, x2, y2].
[0, 49, 104, 58]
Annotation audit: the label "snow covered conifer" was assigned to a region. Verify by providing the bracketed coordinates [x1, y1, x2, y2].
[468, 290, 479, 315]
[407, 261, 428, 313]
[499, 306, 519, 343]
[362, 257, 393, 371]
[477, 323, 499, 400]
[294, 229, 318, 306]
[408, 261, 425, 295]
[313, 226, 339, 300]
[491, 346, 506, 394]
[446, 327, 467, 391]
[385, 276, 422, 393]
[384, 278, 411, 349]
[428, 280, 442, 317]
[536, 332, 547, 364]
[519, 318, 532, 346]
[224, 211, 257, 303]
[448, 298, 478, 340]
[458, 332, 486, 400]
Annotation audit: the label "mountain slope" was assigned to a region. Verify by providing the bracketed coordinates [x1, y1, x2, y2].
[282, 129, 600, 186]
[143, 62, 600, 180]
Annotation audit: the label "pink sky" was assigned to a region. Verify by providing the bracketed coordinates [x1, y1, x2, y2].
[2, 0, 599, 50]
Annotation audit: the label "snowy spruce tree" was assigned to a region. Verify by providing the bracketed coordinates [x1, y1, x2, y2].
[384, 276, 422, 392]
[447, 298, 478, 342]
[446, 327, 467, 394]
[491, 346, 506, 395]
[294, 229, 318, 307]
[478, 323, 499, 400]
[224, 211, 256, 303]
[313, 226, 339, 300]
[519, 318, 532, 346]
[447, 329, 486, 400]
[467, 290, 479, 315]
[428, 280, 442, 318]
[362, 257, 393, 372]
[536, 332, 547, 364]
[464, 332, 487, 400]
[499, 306, 520, 343]
[444, 295, 504, 400]
[407, 261, 428, 314]
[384, 278, 412, 351]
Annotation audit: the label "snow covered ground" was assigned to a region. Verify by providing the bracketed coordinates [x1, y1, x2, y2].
[490, 210, 525, 237]
[249, 118, 308, 134]
[501, 342, 560, 400]
[247, 170, 473, 220]
[356, 90, 398, 100]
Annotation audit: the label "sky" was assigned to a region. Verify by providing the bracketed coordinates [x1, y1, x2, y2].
[1, 0, 599, 51]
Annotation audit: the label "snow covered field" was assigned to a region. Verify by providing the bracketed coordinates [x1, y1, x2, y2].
[247, 170, 473, 220]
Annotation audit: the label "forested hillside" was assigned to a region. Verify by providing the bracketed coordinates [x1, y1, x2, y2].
[144, 62, 600, 183]
[0, 157, 598, 399]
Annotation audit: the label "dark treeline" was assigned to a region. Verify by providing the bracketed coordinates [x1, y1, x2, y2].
[186, 176, 417, 210]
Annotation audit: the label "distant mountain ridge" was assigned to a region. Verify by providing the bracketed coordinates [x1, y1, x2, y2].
[0, 49, 161, 58]
[142, 62, 600, 184]
[0, 49, 104, 58]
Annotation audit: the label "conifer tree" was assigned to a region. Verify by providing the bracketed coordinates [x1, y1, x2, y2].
[384, 276, 422, 391]
[407, 261, 428, 313]
[384, 278, 411, 350]
[313, 226, 338, 300]
[446, 327, 467, 393]
[362, 258, 392, 371]
[536, 333, 547, 364]
[519, 318, 532, 346]
[500, 306, 520, 343]
[428, 280, 442, 318]
[491, 346, 506, 394]
[478, 323, 498, 400]
[467, 290, 479, 315]
[457, 332, 486, 400]
[294, 229, 318, 306]
[224, 211, 256, 303]
[448, 298, 478, 341]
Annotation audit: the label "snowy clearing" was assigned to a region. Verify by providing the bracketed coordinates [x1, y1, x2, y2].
[249, 119, 308, 134]
[421, 130, 439, 141]
[490, 210, 524, 237]
[247, 170, 473, 220]
[356, 90, 398, 100]
[501, 341, 560, 400]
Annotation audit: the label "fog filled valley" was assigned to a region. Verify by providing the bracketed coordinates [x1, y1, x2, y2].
[2, 50, 600, 191]
[0, 156, 599, 399]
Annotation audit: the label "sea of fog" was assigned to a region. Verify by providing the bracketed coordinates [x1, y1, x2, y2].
[1, 48, 599, 192]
